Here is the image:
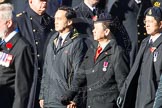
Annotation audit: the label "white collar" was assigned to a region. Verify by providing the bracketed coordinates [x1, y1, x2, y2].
[150, 33, 161, 43]
[4, 30, 17, 43]
[99, 40, 111, 52]
[58, 31, 70, 45]
[84, 1, 95, 11]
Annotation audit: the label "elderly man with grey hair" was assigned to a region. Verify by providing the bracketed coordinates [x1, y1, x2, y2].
[0, 3, 34, 108]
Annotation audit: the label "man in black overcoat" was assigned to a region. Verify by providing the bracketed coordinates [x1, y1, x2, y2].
[61, 13, 130, 108]
[0, 3, 34, 108]
[117, 6, 162, 108]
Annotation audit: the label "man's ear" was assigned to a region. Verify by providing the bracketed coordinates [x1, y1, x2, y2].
[104, 28, 110, 36]
[6, 20, 13, 28]
[160, 21, 162, 29]
[67, 20, 73, 26]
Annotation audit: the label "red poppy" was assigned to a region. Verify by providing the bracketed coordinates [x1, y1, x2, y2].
[150, 47, 156, 53]
[6, 42, 13, 49]
[92, 15, 98, 21]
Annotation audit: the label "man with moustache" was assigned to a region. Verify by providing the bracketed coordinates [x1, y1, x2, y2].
[0, 3, 34, 108]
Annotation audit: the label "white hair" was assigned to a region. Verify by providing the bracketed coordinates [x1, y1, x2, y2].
[0, 3, 14, 21]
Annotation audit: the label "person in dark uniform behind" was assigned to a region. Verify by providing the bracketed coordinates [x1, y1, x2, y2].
[106, 0, 141, 67]
[0, 3, 34, 108]
[16, 0, 54, 108]
[117, 6, 162, 108]
[61, 0, 82, 7]
[73, 0, 105, 36]
[61, 13, 130, 108]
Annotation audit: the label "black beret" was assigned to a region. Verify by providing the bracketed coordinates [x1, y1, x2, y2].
[95, 12, 113, 22]
[144, 6, 162, 20]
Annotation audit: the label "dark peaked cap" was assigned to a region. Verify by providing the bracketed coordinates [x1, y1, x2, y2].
[144, 6, 162, 20]
[95, 12, 113, 22]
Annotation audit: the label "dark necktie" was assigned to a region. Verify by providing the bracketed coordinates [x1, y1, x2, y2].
[93, 8, 97, 16]
[57, 36, 63, 49]
[94, 46, 102, 61]
[148, 39, 153, 47]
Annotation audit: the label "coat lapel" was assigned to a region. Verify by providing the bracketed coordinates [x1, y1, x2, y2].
[50, 32, 59, 54]
[81, 2, 94, 18]
[151, 35, 162, 79]
[56, 29, 79, 52]
[152, 35, 162, 48]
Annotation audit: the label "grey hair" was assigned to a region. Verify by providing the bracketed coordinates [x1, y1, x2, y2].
[0, 3, 14, 21]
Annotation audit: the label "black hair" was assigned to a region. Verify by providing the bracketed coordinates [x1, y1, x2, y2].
[58, 6, 76, 20]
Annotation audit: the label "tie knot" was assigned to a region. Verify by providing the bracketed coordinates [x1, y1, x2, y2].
[94, 46, 102, 61]
[57, 36, 63, 49]
[58, 36, 62, 41]
[97, 46, 102, 52]
[149, 39, 153, 47]
[93, 8, 97, 15]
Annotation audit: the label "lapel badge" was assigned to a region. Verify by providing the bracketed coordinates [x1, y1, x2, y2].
[6, 42, 13, 50]
[102, 61, 108, 71]
[105, 52, 108, 55]
[92, 15, 97, 21]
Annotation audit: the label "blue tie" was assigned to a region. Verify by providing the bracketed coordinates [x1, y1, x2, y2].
[0, 40, 5, 46]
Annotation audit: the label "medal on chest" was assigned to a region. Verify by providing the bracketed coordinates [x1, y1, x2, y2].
[153, 51, 158, 62]
[102, 61, 108, 72]
[0, 52, 13, 67]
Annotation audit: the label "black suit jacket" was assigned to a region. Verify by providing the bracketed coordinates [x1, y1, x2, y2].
[0, 32, 34, 108]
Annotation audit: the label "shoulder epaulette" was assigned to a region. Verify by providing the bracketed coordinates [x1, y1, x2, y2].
[16, 11, 26, 17]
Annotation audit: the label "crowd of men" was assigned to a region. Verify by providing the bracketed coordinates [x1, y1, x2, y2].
[0, 0, 162, 108]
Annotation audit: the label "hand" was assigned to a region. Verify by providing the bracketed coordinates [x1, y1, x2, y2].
[39, 99, 44, 108]
[67, 101, 76, 108]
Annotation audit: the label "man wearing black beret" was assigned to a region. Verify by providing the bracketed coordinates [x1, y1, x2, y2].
[61, 13, 129, 108]
[117, 6, 162, 108]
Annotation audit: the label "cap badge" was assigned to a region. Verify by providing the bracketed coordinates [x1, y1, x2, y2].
[148, 9, 152, 15]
